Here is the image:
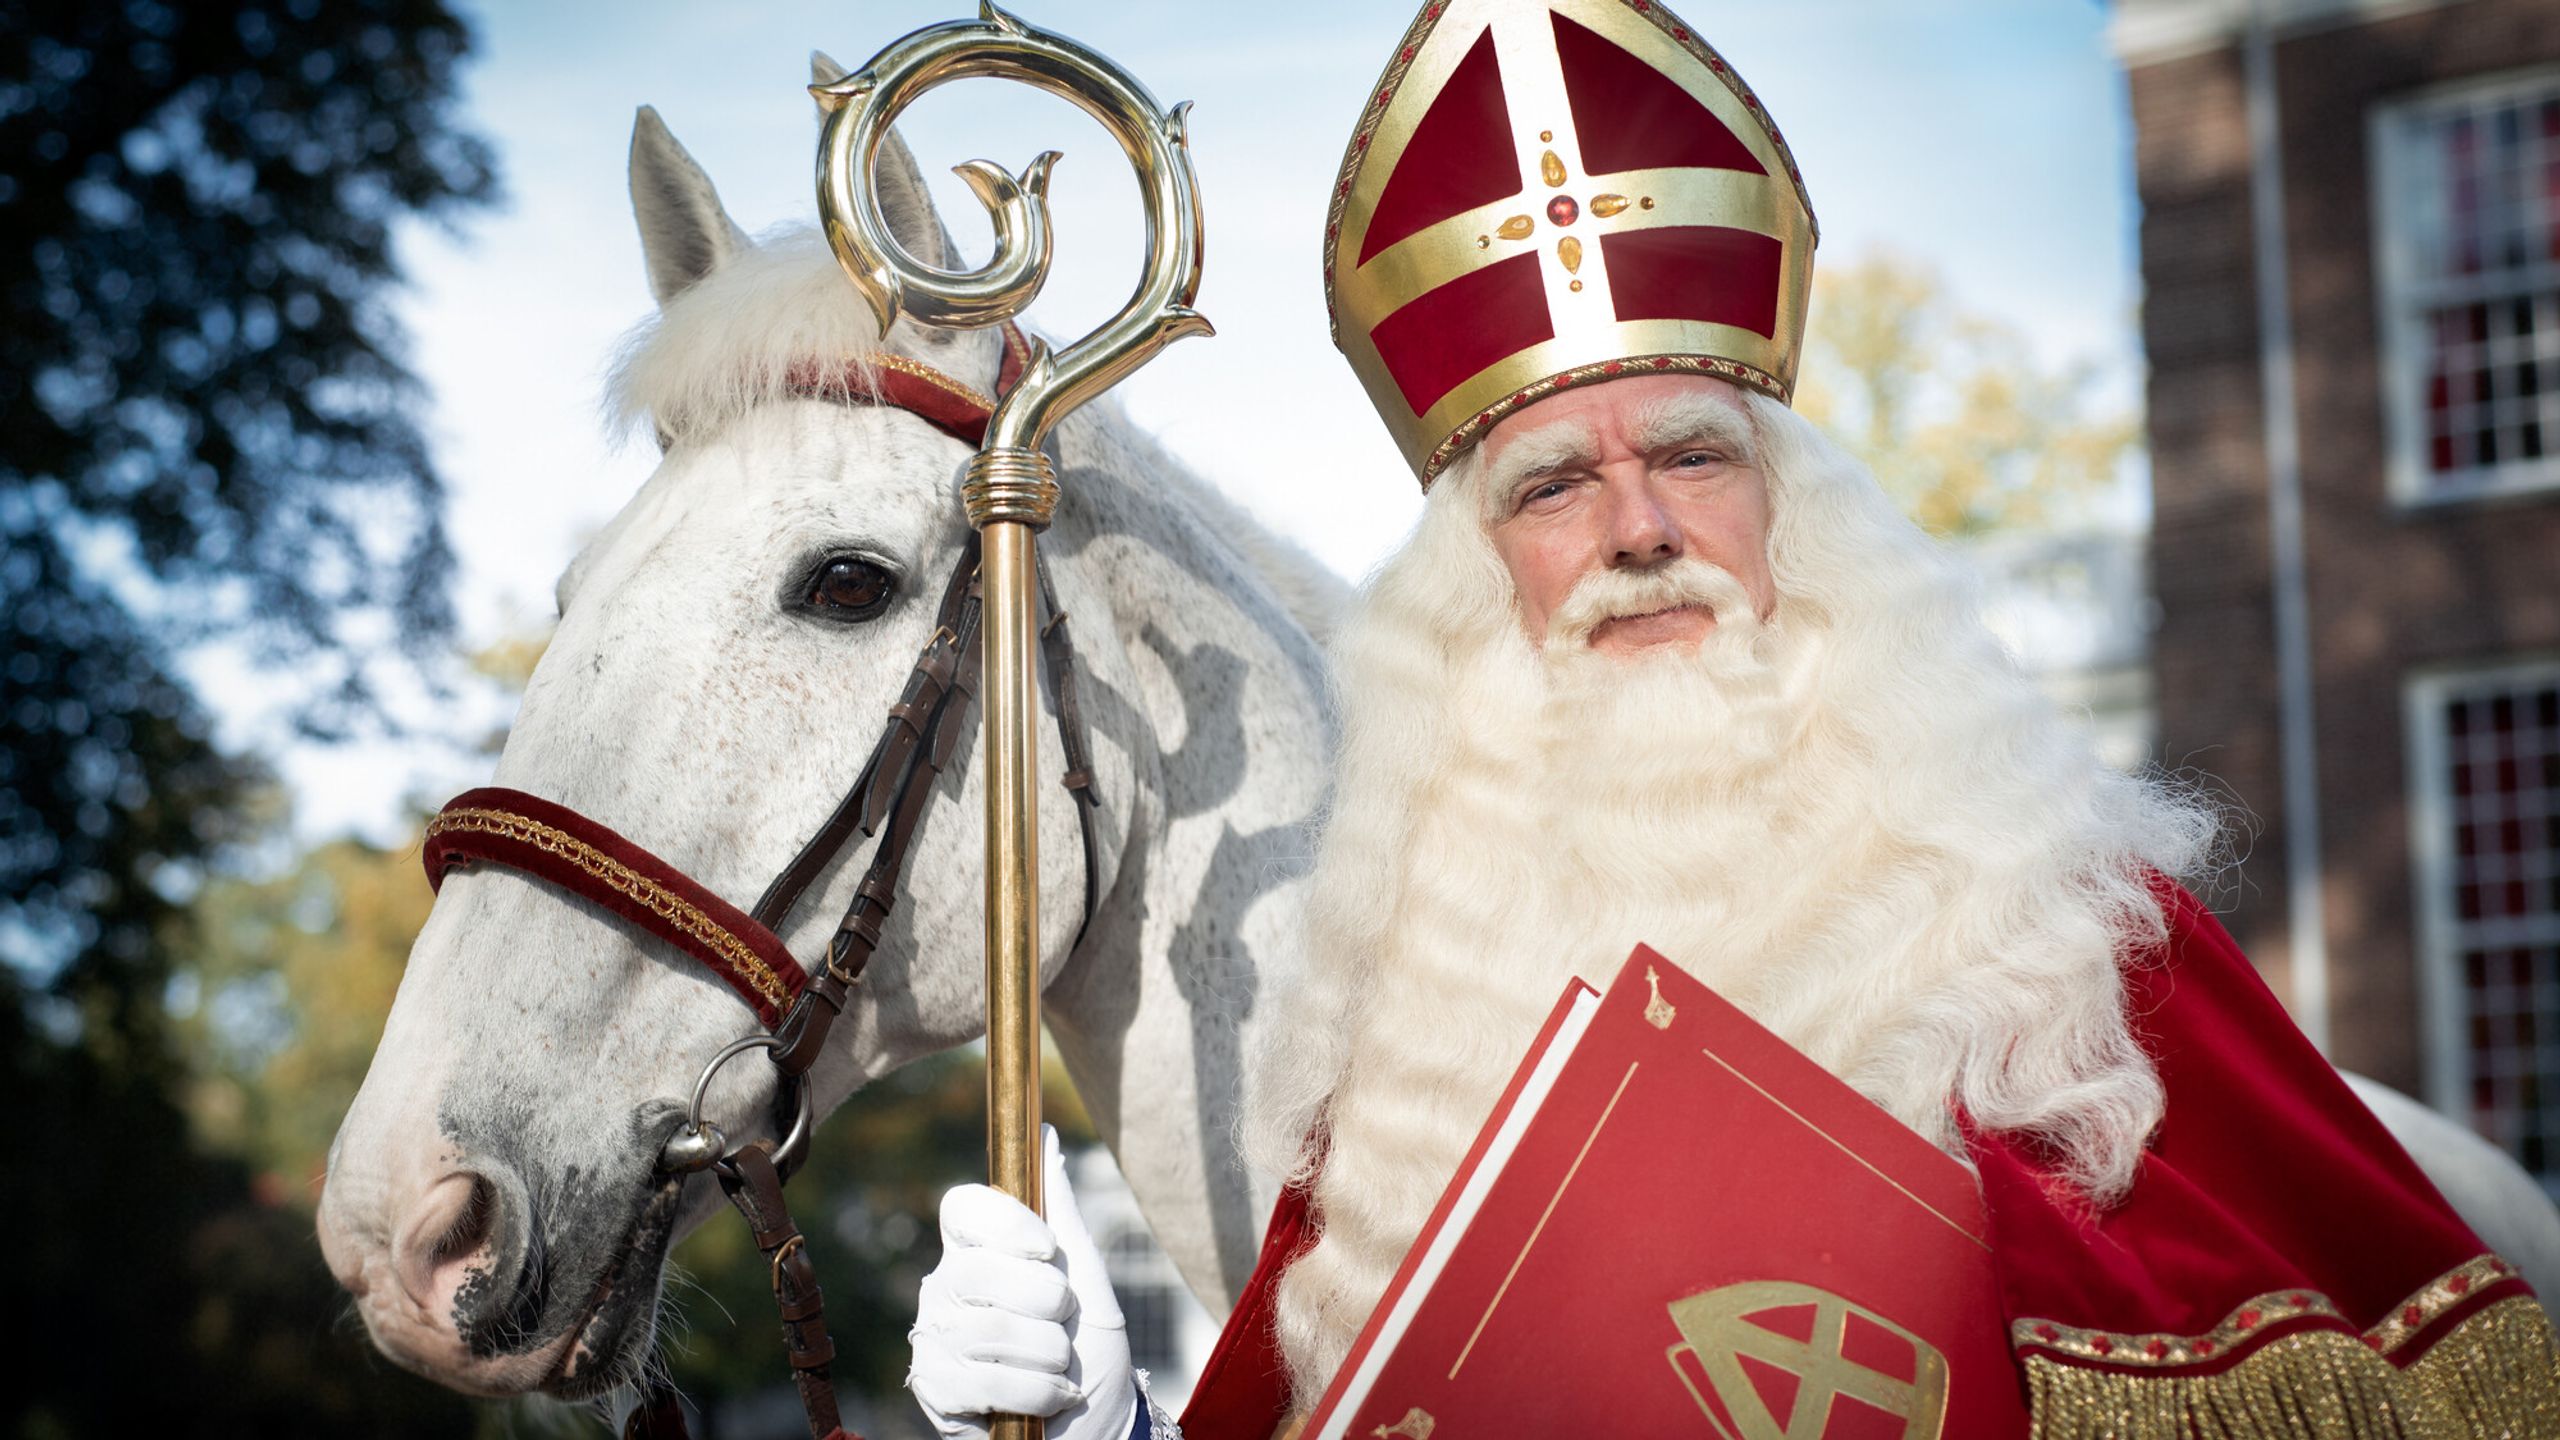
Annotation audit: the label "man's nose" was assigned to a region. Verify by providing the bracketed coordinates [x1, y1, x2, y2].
[1604, 475, 1682, 567]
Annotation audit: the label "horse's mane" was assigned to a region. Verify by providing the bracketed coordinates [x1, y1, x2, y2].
[605, 227, 1346, 640]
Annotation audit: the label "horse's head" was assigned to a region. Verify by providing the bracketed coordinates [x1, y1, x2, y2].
[316, 98, 1140, 1399]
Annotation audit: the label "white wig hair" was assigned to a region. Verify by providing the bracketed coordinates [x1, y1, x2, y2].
[1245, 389, 2221, 1408]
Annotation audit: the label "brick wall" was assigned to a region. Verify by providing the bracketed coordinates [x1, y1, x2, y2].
[2132, 43, 2290, 1003]
[2132, 0, 2560, 1091]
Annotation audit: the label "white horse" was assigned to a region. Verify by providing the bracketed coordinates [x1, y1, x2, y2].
[317, 101, 1338, 1399]
[318, 96, 2559, 1413]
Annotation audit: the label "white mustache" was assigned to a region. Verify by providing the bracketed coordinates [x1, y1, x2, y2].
[1545, 559, 1754, 645]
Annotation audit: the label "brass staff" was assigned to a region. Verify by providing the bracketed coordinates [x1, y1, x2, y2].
[813, 8, 1209, 1436]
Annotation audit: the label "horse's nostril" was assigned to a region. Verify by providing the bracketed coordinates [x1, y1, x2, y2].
[394, 1170, 509, 1319]
[432, 1174, 496, 1264]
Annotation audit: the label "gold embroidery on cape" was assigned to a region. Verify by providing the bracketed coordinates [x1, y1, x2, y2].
[1667, 1280, 1948, 1439]
[427, 807, 793, 1011]
[2015, 1257, 2560, 1439]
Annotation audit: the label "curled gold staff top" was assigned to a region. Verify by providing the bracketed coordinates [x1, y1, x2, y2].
[812, 1, 1213, 470]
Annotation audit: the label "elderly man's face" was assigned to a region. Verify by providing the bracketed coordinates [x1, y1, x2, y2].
[1477, 374, 1775, 657]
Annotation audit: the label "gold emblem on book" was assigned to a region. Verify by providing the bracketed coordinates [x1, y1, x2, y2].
[1368, 1406, 1434, 1439]
[1665, 1281, 1948, 1439]
[1644, 966, 1677, 1030]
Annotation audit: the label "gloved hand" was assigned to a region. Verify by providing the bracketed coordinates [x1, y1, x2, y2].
[909, 1126, 1138, 1440]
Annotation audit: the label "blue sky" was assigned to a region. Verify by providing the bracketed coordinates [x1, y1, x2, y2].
[252, 1, 2144, 835]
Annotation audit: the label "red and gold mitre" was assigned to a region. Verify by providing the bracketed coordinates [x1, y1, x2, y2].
[1324, 0, 1818, 486]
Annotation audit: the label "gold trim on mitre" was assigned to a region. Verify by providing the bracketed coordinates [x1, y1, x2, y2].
[1323, 0, 1818, 487]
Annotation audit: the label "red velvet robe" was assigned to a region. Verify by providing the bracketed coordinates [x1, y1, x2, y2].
[1181, 883, 2560, 1438]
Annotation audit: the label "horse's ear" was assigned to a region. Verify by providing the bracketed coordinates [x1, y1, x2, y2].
[808, 51, 957, 273]
[872, 127, 959, 272]
[629, 105, 752, 308]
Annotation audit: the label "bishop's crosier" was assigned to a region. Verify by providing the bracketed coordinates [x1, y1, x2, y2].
[905, 3, 2560, 1438]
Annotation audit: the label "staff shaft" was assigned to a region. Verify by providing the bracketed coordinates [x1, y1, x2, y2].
[815, 19, 1210, 1440]
[979, 515, 1047, 1440]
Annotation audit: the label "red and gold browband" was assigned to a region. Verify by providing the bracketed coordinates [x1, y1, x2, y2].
[781, 321, 1031, 448]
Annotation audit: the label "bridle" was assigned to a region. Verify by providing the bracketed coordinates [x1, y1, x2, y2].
[417, 323, 1104, 1440]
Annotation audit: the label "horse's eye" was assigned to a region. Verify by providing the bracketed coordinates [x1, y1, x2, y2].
[803, 556, 896, 621]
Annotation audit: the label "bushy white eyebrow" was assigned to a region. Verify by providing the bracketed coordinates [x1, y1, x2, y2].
[1480, 418, 1598, 511]
[1476, 391, 1758, 518]
[1630, 392, 1757, 459]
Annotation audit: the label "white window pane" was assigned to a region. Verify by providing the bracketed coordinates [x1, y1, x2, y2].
[2376, 70, 2560, 503]
[2414, 663, 2560, 1189]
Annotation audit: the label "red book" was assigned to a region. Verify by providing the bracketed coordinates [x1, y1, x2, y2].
[1299, 946, 2027, 1439]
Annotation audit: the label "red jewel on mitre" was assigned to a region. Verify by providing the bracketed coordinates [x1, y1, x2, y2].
[1323, 0, 1819, 487]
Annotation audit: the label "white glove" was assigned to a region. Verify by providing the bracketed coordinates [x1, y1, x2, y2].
[909, 1125, 1139, 1440]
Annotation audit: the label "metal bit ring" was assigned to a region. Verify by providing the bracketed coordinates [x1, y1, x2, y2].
[659, 1033, 816, 1174]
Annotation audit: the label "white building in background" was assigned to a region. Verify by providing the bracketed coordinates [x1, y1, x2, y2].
[1964, 525, 2157, 773]
[1070, 1144, 1221, 1414]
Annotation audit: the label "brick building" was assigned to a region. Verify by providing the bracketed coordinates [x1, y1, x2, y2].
[2118, 0, 2560, 1188]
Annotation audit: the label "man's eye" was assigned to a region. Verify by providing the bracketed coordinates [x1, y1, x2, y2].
[802, 556, 897, 621]
[1672, 450, 1720, 468]
[1524, 480, 1573, 506]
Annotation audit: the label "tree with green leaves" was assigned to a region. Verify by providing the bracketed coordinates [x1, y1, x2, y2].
[1794, 255, 2137, 538]
[180, 812, 1098, 1433]
[2, 2, 493, 1433]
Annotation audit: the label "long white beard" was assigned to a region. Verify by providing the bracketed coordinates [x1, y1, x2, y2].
[1244, 396, 2217, 1412]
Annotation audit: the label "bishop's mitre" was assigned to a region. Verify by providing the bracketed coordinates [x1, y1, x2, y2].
[1323, 0, 1819, 486]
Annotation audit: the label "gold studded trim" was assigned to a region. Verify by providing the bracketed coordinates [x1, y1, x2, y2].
[1420, 350, 1785, 488]
[2011, 1255, 2528, 1372]
[1321, 0, 1442, 341]
[2365, 1253, 2523, 1358]
[1614, 0, 1816, 237]
[866, 354, 998, 414]
[2018, 1289, 2348, 1371]
[2017, 1292, 2560, 1440]
[426, 807, 794, 1014]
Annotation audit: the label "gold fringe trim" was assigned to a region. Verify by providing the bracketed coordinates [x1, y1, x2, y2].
[2022, 1294, 2560, 1439]
[2015, 1258, 2525, 1367]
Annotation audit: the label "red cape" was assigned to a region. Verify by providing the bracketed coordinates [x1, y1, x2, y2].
[1183, 883, 2557, 1438]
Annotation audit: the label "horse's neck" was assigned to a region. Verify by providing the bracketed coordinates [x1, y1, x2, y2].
[1040, 406, 1336, 1315]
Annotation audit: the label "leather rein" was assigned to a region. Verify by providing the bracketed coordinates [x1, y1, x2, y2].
[417, 324, 1104, 1440]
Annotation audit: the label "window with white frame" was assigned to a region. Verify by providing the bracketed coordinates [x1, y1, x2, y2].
[2372, 70, 2560, 505]
[2408, 659, 2560, 1190]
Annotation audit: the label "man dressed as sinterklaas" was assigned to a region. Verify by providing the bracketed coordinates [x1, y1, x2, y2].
[900, 2, 2560, 1437]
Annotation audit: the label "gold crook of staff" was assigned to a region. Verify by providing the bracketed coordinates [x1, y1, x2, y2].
[813, 7, 1211, 1437]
